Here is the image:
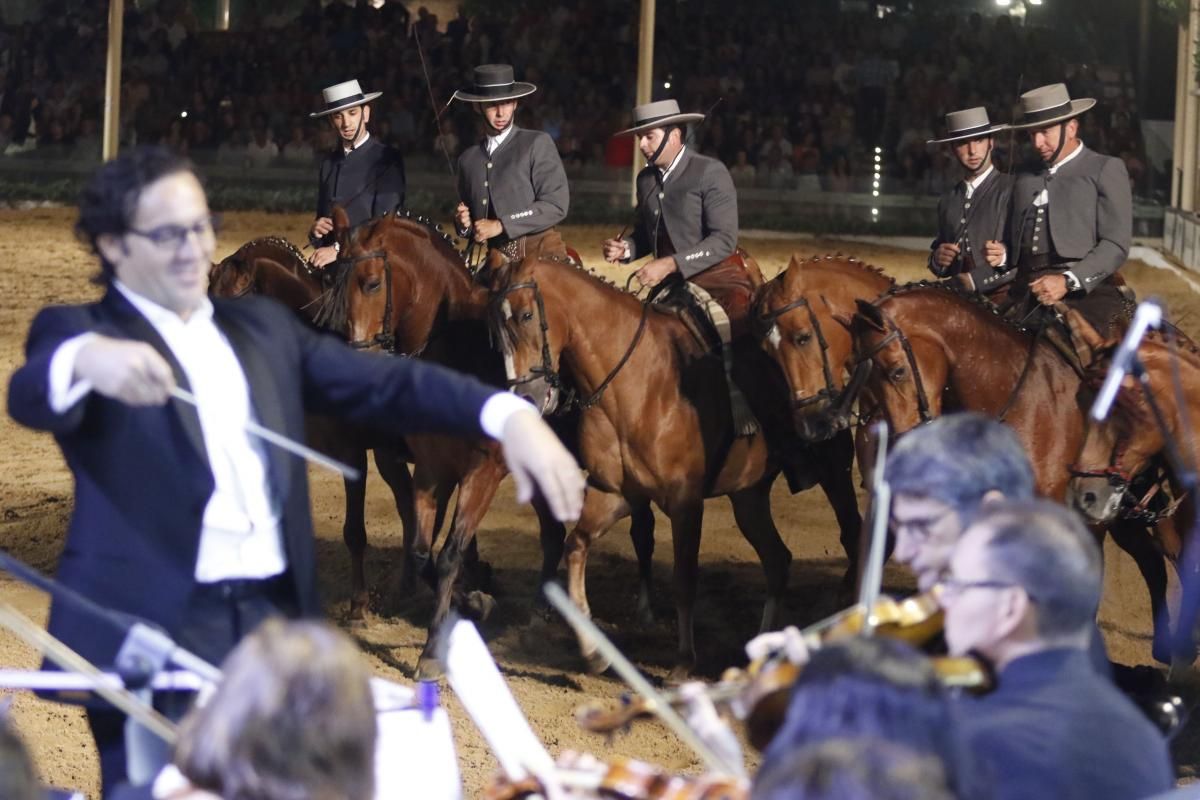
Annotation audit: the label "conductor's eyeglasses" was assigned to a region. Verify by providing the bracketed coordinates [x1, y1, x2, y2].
[127, 214, 220, 250]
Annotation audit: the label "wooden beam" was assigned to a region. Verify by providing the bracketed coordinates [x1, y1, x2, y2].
[631, 0, 655, 206]
[102, 0, 124, 162]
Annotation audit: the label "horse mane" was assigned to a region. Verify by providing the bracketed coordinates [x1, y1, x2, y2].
[760, 253, 894, 311]
[1083, 324, 1200, 427]
[871, 279, 1035, 336]
[313, 208, 469, 332]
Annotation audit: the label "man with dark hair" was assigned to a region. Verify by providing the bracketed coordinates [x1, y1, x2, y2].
[1004, 83, 1133, 335]
[452, 64, 570, 260]
[752, 738, 955, 800]
[307, 79, 405, 268]
[941, 500, 1173, 799]
[925, 107, 1015, 295]
[8, 145, 583, 793]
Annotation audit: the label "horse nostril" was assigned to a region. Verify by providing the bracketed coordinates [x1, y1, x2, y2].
[1082, 492, 1098, 508]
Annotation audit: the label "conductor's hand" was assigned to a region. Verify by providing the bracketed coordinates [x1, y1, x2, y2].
[602, 238, 627, 263]
[75, 336, 176, 406]
[455, 202, 472, 234]
[932, 242, 960, 270]
[501, 408, 585, 523]
[310, 216, 334, 239]
[309, 246, 339, 269]
[984, 240, 1006, 268]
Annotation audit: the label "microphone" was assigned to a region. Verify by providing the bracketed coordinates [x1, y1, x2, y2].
[1089, 299, 1164, 422]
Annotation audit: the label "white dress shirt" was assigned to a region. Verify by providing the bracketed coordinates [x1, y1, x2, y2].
[486, 124, 514, 155]
[963, 165, 1005, 267]
[46, 285, 532, 583]
[344, 131, 371, 155]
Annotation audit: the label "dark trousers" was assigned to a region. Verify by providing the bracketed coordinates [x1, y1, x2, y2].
[88, 575, 298, 795]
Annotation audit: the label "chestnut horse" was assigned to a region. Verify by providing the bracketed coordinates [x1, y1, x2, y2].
[754, 254, 893, 442]
[1066, 316, 1199, 662]
[851, 283, 1181, 661]
[209, 237, 415, 620]
[325, 209, 657, 678]
[490, 255, 864, 678]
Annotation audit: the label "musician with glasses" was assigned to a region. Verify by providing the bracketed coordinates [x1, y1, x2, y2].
[7, 146, 584, 794]
[940, 499, 1173, 799]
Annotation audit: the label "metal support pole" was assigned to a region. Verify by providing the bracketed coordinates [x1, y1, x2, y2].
[1181, 3, 1199, 212]
[1173, 19, 1187, 207]
[102, 0, 124, 162]
[217, 0, 231, 31]
[630, 0, 655, 206]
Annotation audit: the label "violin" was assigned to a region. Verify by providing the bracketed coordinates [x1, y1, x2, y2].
[484, 754, 749, 800]
[575, 588, 993, 751]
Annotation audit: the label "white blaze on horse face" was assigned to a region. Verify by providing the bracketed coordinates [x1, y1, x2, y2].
[500, 299, 518, 383]
[767, 324, 782, 351]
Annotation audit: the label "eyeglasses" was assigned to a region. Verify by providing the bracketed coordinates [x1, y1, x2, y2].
[890, 505, 956, 542]
[937, 575, 1023, 599]
[127, 214, 220, 251]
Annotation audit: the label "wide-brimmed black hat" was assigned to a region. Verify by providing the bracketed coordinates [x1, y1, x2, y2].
[1008, 83, 1096, 130]
[927, 106, 1009, 145]
[615, 99, 705, 137]
[310, 79, 382, 118]
[452, 64, 537, 103]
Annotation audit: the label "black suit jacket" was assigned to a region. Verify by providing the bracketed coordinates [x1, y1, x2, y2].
[312, 136, 406, 246]
[929, 168, 1017, 292]
[8, 290, 494, 668]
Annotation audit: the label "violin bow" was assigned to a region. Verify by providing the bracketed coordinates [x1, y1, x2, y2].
[857, 420, 891, 637]
[543, 582, 744, 777]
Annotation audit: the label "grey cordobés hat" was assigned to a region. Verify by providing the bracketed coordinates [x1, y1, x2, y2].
[310, 79, 382, 118]
[452, 64, 537, 103]
[615, 99, 706, 137]
[1008, 83, 1096, 130]
[927, 106, 1009, 145]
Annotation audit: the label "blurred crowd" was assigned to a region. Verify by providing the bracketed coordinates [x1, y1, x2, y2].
[0, 0, 1153, 197]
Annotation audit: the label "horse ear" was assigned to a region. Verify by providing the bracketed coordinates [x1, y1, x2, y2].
[854, 298, 886, 332]
[1064, 306, 1108, 368]
[332, 206, 351, 237]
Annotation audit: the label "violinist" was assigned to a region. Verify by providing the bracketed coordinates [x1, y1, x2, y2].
[752, 738, 956, 800]
[754, 637, 984, 800]
[941, 500, 1173, 800]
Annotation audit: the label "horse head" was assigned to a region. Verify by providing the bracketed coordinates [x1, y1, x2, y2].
[488, 255, 567, 415]
[331, 209, 471, 354]
[210, 237, 318, 314]
[851, 290, 950, 436]
[209, 251, 255, 299]
[755, 255, 885, 441]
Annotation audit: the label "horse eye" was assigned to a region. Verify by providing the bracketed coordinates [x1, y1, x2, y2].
[365, 280, 382, 294]
[890, 366, 907, 382]
[520, 311, 534, 323]
[794, 332, 812, 346]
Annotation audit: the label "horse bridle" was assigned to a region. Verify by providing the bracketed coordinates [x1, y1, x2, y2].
[756, 293, 838, 409]
[1068, 432, 1184, 524]
[490, 276, 650, 411]
[856, 305, 935, 428]
[337, 249, 396, 353]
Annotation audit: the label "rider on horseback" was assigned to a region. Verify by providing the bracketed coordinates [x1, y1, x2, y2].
[926, 106, 1014, 297]
[452, 64, 570, 260]
[307, 79, 407, 269]
[602, 100, 763, 437]
[1004, 83, 1134, 337]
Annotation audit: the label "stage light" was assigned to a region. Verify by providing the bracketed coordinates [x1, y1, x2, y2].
[875, 146, 882, 154]
[181, 111, 188, 118]
[996, 0, 1011, 5]
[664, 81, 671, 89]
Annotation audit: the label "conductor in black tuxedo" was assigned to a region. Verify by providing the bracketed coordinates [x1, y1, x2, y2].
[7, 146, 584, 793]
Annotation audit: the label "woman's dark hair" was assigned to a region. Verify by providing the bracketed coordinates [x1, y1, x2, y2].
[758, 637, 983, 799]
[74, 145, 197, 282]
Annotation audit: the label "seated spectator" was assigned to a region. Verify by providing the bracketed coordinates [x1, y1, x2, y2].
[729, 149, 757, 186]
[279, 124, 315, 167]
[759, 145, 794, 189]
[942, 500, 1175, 800]
[757, 637, 981, 799]
[752, 738, 955, 800]
[154, 619, 376, 800]
[825, 153, 854, 193]
[244, 116, 279, 168]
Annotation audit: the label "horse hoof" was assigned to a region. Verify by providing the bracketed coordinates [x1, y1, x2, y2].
[464, 590, 498, 622]
[415, 655, 445, 681]
[583, 648, 612, 675]
[666, 662, 696, 685]
[466, 560, 495, 592]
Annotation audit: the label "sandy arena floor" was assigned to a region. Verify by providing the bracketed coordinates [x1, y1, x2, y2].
[1, 210, 1198, 797]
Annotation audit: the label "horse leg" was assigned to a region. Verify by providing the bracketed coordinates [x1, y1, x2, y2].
[396, 464, 440, 606]
[728, 477, 792, 634]
[817, 429, 865, 591]
[373, 446, 416, 550]
[667, 500, 705, 683]
[1109, 520, 1173, 664]
[530, 494, 566, 614]
[342, 449, 370, 621]
[630, 503, 657, 626]
[416, 458, 506, 680]
[565, 489, 632, 674]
